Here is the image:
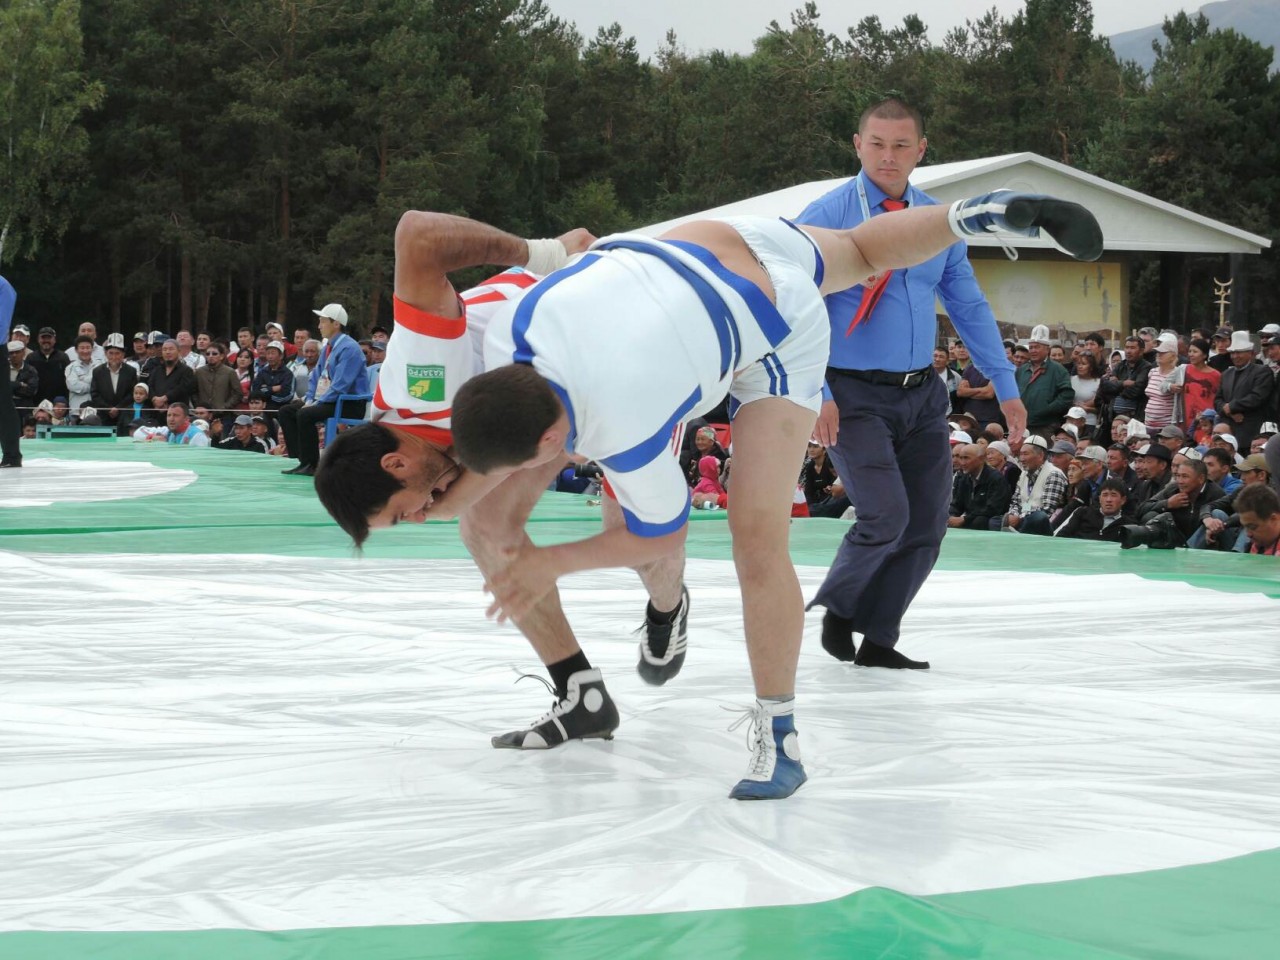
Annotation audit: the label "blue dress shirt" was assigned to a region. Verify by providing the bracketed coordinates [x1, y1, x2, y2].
[794, 175, 1018, 402]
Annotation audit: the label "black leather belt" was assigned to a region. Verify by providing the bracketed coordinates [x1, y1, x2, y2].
[828, 366, 934, 389]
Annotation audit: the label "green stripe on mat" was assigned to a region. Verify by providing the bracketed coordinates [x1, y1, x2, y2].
[2, 847, 1277, 960]
[4, 443, 1279, 598]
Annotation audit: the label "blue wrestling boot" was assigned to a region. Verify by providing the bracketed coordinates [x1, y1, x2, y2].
[728, 701, 807, 801]
[948, 190, 1104, 262]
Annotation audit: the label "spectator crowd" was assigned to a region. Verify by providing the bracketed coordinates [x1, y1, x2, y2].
[9, 313, 1280, 558]
[667, 322, 1280, 558]
[6, 307, 384, 464]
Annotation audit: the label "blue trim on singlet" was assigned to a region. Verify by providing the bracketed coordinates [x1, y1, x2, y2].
[594, 239, 739, 378]
[599, 384, 702, 475]
[619, 496, 691, 542]
[761, 352, 789, 396]
[778, 217, 824, 287]
[544, 377, 577, 453]
[761, 354, 778, 395]
[620, 494, 691, 538]
[664, 240, 792, 349]
[509, 253, 602, 364]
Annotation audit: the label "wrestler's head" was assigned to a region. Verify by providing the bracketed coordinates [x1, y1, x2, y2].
[452, 364, 567, 475]
[315, 423, 461, 547]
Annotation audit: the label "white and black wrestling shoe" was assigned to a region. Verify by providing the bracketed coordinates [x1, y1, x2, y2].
[636, 585, 690, 686]
[491, 668, 619, 749]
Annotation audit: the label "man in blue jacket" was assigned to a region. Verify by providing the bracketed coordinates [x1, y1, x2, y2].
[279, 304, 368, 476]
[793, 97, 1032, 670]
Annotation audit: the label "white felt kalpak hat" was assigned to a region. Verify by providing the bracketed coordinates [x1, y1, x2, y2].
[1227, 331, 1255, 352]
[1028, 325, 1052, 346]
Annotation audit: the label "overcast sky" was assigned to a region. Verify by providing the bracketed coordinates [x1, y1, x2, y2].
[541, 0, 1194, 59]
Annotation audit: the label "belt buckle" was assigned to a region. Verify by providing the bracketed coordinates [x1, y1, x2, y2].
[903, 371, 912, 387]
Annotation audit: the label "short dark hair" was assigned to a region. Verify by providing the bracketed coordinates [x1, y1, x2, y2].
[169, 401, 188, 416]
[1177, 458, 1208, 478]
[207, 342, 225, 356]
[452, 365, 560, 474]
[74, 334, 94, 348]
[1202, 448, 1232, 470]
[858, 97, 924, 138]
[1085, 332, 1106, 347]
[238, 326, 254, 337]
[1124, 336, 1141, 348]
[315, 422, 405, 548]
[1099, 477, 1127, 497]
[1235, 482, 1280, 519]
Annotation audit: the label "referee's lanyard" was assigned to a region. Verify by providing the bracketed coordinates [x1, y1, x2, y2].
[846, 172, 908, 337]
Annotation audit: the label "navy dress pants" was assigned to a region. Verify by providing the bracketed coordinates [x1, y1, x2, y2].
[809, 372, 952, 649]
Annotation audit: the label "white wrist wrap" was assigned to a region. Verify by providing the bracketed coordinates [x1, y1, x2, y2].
[525, 238, 569, 276]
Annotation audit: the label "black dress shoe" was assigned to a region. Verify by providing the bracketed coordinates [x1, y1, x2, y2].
[0, 461, 21, 469]
[295, 464, 316, 476]
[281, 464, 305, 475]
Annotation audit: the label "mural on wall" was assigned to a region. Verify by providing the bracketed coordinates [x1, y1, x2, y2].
[937, 259, 1126, 343]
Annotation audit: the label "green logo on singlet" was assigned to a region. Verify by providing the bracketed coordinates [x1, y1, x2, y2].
[406, 364, 446, 401]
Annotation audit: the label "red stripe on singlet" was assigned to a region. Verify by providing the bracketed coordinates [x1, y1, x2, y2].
[393, 295, 466, 340]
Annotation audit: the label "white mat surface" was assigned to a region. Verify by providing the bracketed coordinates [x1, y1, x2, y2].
[2, 552, 1278, 932]
[0, 458, 196, 507]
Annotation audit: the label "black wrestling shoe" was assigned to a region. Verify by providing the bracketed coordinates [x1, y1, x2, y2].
[491, 668, 619, 749]
[636, 586, 690, 686]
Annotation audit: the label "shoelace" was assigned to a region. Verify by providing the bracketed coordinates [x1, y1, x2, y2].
[725, 704, 772, 775]
[510, 667, 566, 725]
[984, 226, 1021, 262]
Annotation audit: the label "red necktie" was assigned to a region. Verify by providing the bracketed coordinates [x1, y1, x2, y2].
[846, 198, 907, 336]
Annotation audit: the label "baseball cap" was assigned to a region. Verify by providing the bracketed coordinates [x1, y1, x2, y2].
[7, 339, 24, 352]
[1065, 406, 1087, 420]
[1049, 439, 1077, 455]
[1059, 423, 1079, 440]
[1214, 327, 1232, 339]
[1158, 425, 1186, 441]
[265, 340, 285, 353]
[53, 395, 68, 404]
[1155, 337, 1178, 353]
[1137, 443, 1172, 463]
[147, 331, 167, 345]
[133, 331, 147, 342]
[312, 303, 349, 327]
[1239, 453, 1270, 473]
[1080, 445, 1108, 463]
[12, 324, 29, 336]
[949, 429, 972, 446]
[1214, 434, 1239, 450]
[250, 414, 266, 423]
[38, 326, 56, 336]
[233, 414, 253, 427]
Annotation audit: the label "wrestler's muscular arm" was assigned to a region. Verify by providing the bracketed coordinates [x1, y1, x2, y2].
[394, 212, 595, 313]
[799, 205, 963, 296]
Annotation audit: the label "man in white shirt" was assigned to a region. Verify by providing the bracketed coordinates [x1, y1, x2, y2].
[63, 321, 106, 365]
